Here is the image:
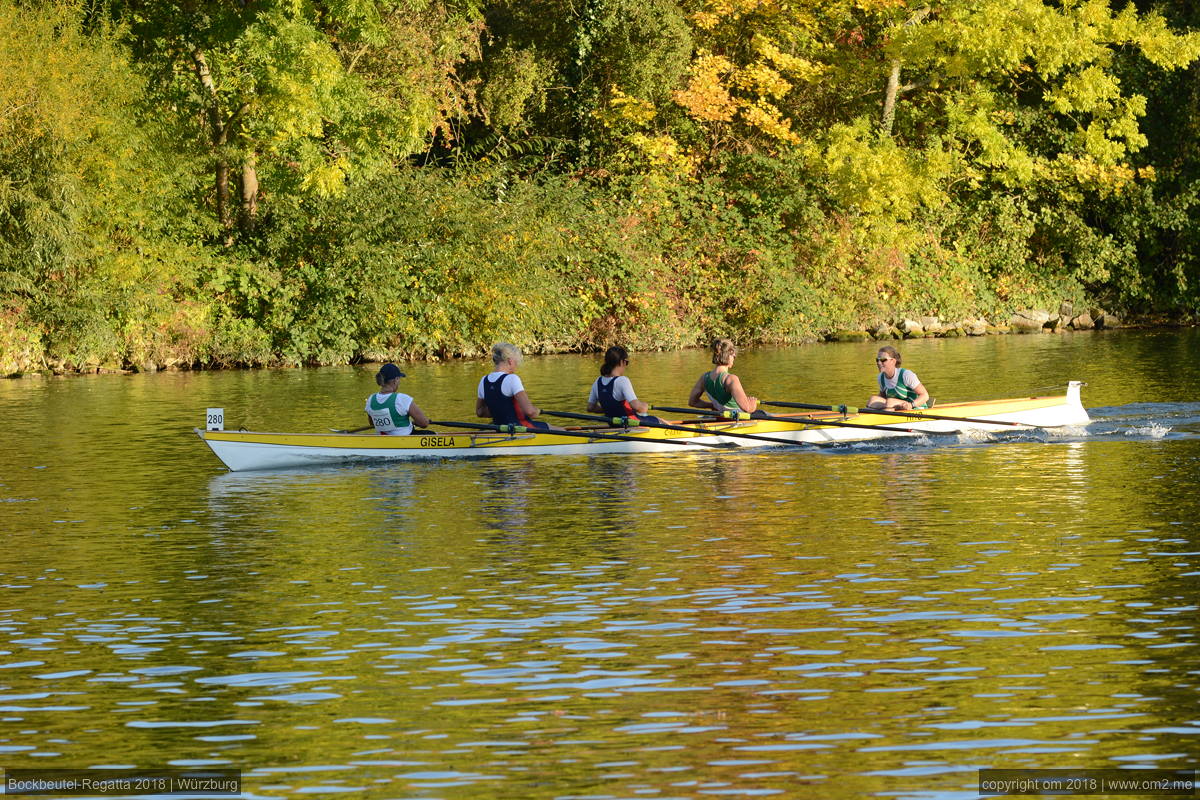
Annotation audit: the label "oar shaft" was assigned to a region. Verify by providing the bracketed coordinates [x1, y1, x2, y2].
[540, 409, 805, 448]
[636, 406, 823, 446]
[532, 412, 732, 449]
[651, 405, 951, 436]
[429, 419, 721, 448]
[763, 400, 1022, 427]
[751, 410, 941, 435]
[541, 409, 633, 426]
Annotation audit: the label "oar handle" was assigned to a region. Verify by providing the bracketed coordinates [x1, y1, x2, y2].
[541, 409, 634, 427]
[650, 405, 753, 420]
[431, 419, 529, 433]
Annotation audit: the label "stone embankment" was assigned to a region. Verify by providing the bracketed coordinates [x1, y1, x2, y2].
[826, 303, 1121, 342]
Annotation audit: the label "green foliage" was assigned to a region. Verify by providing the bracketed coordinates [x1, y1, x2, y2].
[4, 0, 1200, 375]
[0, 1, 215, 370]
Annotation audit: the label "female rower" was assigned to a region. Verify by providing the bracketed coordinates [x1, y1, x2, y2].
[587, 345, 664, 424]
[867, 345, 930, 410]
[476, 342, 559, 430]
[365, 363, 430, 435]
[688, 338, 758, 414]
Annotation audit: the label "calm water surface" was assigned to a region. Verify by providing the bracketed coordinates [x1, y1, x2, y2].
[1, 330, 1198, 799]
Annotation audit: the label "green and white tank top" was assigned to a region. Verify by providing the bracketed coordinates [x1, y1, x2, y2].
[366, 391, 413, 435]
[704, 370, 741, 411]
[878, 368, 925, 407]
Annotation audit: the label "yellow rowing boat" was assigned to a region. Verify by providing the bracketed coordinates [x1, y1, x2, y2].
[195, 382, 1089, 471]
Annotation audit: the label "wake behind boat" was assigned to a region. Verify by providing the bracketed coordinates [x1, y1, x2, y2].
[195, 381, 1090, 471]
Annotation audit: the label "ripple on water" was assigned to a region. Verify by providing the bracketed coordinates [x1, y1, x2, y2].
[3, 341, 1200, 798]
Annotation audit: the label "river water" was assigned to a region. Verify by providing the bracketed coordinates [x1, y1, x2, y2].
[1, 330, 1198, 799]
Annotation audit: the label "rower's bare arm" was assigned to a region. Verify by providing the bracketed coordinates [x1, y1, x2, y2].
[475, 397, 489, 418]
[912, 382, 930, 409]
[630, 398, 650, 414]
[729, 376, 758, 413]
[408, 401, 430, 429]
[586, 400, 603, 413]
[687, 376, 707, 409]
[515, 390, 539, 419]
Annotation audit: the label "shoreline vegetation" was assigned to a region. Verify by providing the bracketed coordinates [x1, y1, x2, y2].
[4, 2, 1200, 378]
[8, 309, 1197, 378]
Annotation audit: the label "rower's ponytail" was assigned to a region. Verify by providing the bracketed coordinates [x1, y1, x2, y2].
[601, 345, 629, 376]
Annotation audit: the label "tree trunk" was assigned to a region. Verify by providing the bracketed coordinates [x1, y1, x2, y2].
[239, 153, 259, 233]
[190, 46, 232, 238]
[879, 6, 932, 138]
[881, 58, 901, 137]
[215, 161, 231, 242]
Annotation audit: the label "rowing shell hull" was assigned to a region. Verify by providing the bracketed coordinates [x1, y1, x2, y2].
[197, 381, 1090, 471]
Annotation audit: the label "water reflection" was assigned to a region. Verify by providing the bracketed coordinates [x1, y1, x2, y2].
[478, 461, 536, 537]
[1, 330, 1199, 799]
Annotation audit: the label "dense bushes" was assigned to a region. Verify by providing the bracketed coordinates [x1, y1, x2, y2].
[2, 0, 1199, 375]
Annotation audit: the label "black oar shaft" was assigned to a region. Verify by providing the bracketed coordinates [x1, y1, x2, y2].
[429, 419, 721, 448]
[751, 409, 948, 435]
[540, 409, 806, 448]
[763, 400, 1022, 427]
[650, 405, 952, 436]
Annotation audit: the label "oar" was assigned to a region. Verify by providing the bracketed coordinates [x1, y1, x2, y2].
[763, 400, 1023, 427]
[429, 419, 728, 449]
[330, 425, 374, 434]
[540, 409, 814, 448]
[650, 406, 959, 436]
[753, 408, 960, 436]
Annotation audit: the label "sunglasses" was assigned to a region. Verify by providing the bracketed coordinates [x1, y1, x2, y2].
[875, 357, 893, 363]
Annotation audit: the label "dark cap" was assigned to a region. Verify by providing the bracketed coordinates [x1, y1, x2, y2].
[377, 363, 405, 381]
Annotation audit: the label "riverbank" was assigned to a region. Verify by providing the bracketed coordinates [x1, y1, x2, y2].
[5, 305, 1196, 379]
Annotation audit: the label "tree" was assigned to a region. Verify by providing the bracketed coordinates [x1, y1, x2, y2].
[106, 0, 483, 243]
[0, 1, 207, 368]
[462, 0, 692, 168]
[672, 0, 1200, 212]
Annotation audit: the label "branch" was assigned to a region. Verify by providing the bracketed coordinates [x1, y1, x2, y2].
[190, 46, 226, 144]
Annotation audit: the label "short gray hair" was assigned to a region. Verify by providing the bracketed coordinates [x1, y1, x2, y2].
[491, 342, 522, 366]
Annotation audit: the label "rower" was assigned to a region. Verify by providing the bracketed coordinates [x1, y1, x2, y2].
[587, 345, 664, 426]
[687, 338, 758, 414]
[365, 363, 431, 435]
[475, 343, 560, 430]
[867, 346, 930, 410]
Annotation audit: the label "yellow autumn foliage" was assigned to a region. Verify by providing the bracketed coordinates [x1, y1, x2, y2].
[674, 54, 738, 123]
